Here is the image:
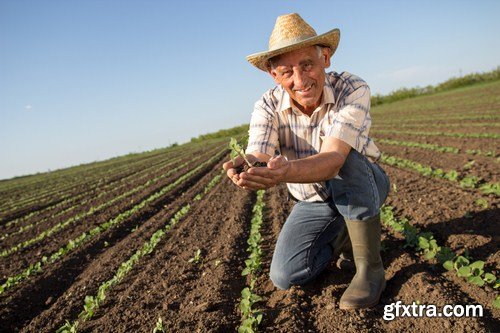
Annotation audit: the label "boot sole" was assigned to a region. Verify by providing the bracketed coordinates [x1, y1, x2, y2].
[338, 279, 386, 310]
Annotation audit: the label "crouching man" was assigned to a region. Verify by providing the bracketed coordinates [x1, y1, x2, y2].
[223, 13, 390, 309]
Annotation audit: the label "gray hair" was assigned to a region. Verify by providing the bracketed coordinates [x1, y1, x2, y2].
[268, 45, 325, 70]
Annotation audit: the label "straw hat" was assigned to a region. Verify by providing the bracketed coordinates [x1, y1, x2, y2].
[246, 13, 340, 71]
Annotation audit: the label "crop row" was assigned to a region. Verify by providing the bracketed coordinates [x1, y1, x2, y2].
[373, 129, 500, 139]
[374, 138, 497, 158]
[0, 147, 219, 257]
[380, 154, 499, 197]
[56, 173, 223, 333]
[0, 142, 181, 197]
[0, 143, 223, 242]
[0, 139, 219, 214]
[381, 206, 499, 309]
[0, 145, 197, 229]
[0, 146, 169, 197]
[375, 122, 499, 129]
[373, 113, 500, 126]
[0, 142, 201, 219]
[238, 190, 265, 333]
[0, 149, 226, 295]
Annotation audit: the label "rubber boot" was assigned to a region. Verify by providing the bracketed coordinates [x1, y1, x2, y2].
[339, 215, 385, 309]
[330, 223, 354, 270]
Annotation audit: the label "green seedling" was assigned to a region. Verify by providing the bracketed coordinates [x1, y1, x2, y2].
[56, 320, 78, 333]
[382, 205, 499, 308]
[463, 160, 475, 170]
[188, 249, 202, 264]
[152, 316, 164, 333]
[460, 176, 480, 189]
[475, 198, 488, 209]
[229, 138, 252, 168]
[494, 296, 500, 309]
[239, 287, 263, 333]
[480, 183, 500, 196]
[238, 190, 265, 333]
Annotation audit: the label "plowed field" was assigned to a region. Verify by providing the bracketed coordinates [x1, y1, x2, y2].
[0, 81, 499, 332]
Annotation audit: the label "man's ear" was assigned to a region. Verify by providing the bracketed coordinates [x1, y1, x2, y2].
[267, 68, 281, 85]
[322, 47, 331, 68]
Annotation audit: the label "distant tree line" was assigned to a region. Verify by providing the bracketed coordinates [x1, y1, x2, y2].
[371, 66, 500, 106]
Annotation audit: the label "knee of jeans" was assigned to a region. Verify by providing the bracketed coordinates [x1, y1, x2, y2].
[269, 265, 292, 290]
[270, 261, 314, 290]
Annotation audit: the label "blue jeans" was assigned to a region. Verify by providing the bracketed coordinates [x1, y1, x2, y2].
[270, 150, 390, 290]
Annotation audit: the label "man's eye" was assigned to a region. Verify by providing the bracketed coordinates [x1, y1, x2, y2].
[282, 71, 292, 77]
[303, 63, 313, 71]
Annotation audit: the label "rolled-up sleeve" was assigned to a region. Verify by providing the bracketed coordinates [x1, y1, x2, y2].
[245, 96, 279, 157]
[324, 81, 373, 155]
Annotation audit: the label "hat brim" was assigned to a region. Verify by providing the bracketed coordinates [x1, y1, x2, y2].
[246, 28, 340, 72]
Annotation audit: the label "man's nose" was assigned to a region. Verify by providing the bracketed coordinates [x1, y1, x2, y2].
[292, 69, 307, 88]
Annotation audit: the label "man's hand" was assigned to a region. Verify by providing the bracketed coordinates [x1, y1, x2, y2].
[238, 155, 289, 190]
[223, 151, 274, 190]
[223, 155, 250, 186]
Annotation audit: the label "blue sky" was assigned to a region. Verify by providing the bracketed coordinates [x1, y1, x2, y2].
[1, 0, 499, 180]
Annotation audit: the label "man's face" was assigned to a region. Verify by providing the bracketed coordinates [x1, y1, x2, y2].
[269, 46, 330, 115]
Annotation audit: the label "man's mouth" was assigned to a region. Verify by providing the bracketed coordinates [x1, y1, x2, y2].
[295, 84, 314, 95]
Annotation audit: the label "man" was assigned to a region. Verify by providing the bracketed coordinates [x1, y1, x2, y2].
[223, 13, 390, 309]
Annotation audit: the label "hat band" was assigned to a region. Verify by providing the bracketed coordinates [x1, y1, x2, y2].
[269, 34, 317, 51]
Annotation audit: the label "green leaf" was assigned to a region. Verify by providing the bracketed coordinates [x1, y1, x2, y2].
[418, 236, 429, 250]
[249, 293, 262, 303]
[457, 266, 472, 277]
[443, 260, 454, 271]
[454, 256, 469, 269]
[469, 261, 484, 270]
[239, 299, 250, 313]
[241, 287, 251, 299]
[424, 251, 436, 260]
[468, 276, 485, 287]
[484, 273, 496, 284]
[493, 296, 500, 309]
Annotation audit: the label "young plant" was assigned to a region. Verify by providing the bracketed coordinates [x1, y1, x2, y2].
[229, 138, 267, 173]
[152, 316, 165, 333]
[229, 138, 253, 168]
[188, 249, 202, 264]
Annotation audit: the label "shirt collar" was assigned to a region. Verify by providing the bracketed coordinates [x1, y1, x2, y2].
[279, 81, 335, 115]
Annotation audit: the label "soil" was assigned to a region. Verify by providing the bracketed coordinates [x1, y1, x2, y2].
[235, 161, 268, 174]
[0, 141, 498, 331]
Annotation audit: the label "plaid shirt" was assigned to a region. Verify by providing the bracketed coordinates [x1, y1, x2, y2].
[246, 71, 381, 202]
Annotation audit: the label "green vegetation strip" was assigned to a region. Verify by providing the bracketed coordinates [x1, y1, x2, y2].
[0, 158, 192, 257]
[373, 129, 500, 139]
[376, 122, 500, 129]
[375, 138, 497, 158]
[380, 154, 499, 197]
[374, 113, 500, 125]
[56, 173, 223, 333]
[1, 150, 176, 227]
[376, 138, 459, 154]
[0, 149, 226, 295]
[0, 142, 208, 225]
[0, 141, 208, 216]
[0, 145, 222, 251]
[1, 149, 193, 236]
[381, 206, 500, 309]
[238, 190, 265, 333]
